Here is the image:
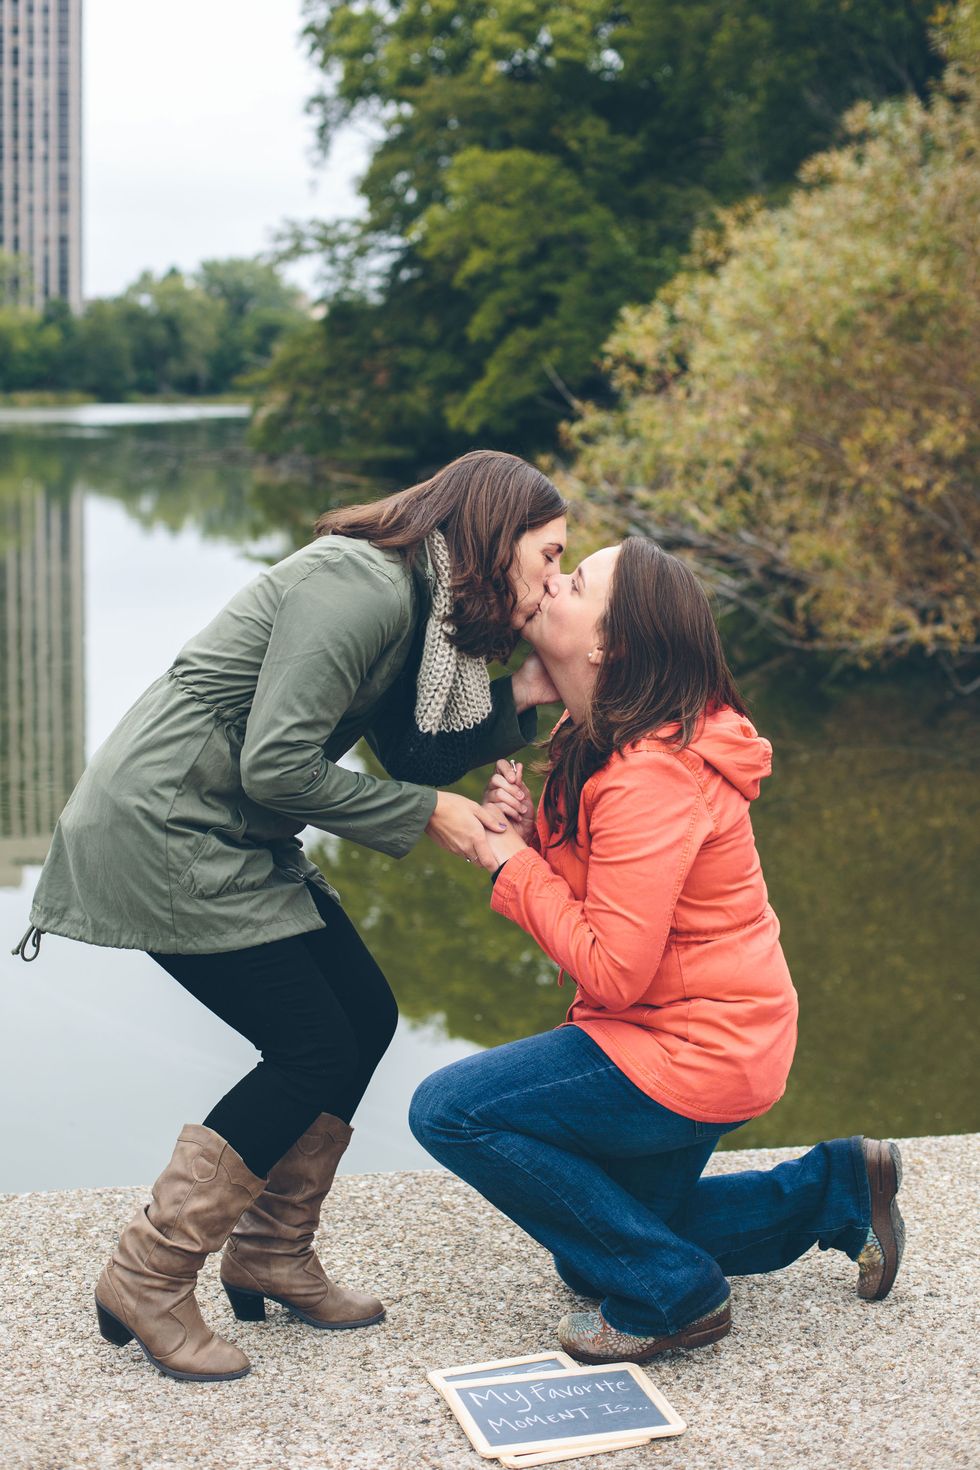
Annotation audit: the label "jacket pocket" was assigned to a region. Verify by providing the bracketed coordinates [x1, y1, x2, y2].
[267, 838, 309, 884]
[176, 810, 276, 899]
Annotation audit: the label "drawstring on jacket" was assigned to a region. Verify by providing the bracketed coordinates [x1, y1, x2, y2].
[11, 925, 43, 962]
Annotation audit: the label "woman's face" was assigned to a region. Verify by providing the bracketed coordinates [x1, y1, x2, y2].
[508, 516, 567, 630]
[522, 544, 621, 665]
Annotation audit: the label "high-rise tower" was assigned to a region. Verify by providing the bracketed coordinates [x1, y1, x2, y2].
[0, 0, 82, 310]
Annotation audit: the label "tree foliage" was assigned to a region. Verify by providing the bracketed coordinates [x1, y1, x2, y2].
[252, 0, 939, 465]
[558, 4, 980, 678]
[0, 258, 305, 400]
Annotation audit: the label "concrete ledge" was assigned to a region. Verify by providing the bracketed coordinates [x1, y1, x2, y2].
[1, 1135, 976, 1470]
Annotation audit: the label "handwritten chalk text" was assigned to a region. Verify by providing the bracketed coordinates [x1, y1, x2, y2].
[470, 1377, 632, 1417]
[487, 1408, 591, 1435]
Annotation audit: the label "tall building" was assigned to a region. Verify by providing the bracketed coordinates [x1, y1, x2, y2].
[0, 0, 82, 311]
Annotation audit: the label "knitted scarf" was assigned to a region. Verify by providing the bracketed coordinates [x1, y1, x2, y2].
[413, 530, 493, 736]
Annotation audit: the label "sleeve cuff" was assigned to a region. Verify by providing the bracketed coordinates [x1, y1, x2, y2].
[489, 844, 544, 915]
[494, 674, 538, 753]
[391, 784, 439, 858]
[517, 699, 538, 745]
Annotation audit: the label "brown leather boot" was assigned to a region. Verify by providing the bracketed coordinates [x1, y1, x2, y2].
[94, 1124, 267, 1382]
[220, 1113, 385, 1330]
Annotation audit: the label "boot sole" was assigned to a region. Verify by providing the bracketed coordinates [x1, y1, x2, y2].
[95, 1295, 250, 1382]
[860, 1140, 905, 1301]
[564, 1301, 731, 1365]
[223, 1281, 385, 1331]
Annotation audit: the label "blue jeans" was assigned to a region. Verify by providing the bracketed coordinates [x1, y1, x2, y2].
[409, 1026, 871, 1337]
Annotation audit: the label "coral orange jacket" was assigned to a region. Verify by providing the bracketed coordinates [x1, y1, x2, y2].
[490, 706, 799, 1123]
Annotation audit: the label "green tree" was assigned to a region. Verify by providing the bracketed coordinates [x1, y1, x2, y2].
[120, 269, 225, 395]
[35, 258, 305, 401]
[196, 257, 305, 386]
[0, 305, 64, 391]
[37, 298, 80, 389]
[558, 3, 980, 681]
[253, 0, 939, 465]
[73, 300, 136, 399]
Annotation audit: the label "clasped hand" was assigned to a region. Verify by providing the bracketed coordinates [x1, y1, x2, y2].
[478, 758, 534, 870]
[423, 759, 533, 871]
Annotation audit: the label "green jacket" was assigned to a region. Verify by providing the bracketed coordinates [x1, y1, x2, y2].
[26, 536, 535, 953]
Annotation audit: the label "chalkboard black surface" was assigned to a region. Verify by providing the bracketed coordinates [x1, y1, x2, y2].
[443, 1364, 685, 1457]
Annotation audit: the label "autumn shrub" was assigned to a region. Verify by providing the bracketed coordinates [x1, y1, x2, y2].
[559, 3, 979, 679]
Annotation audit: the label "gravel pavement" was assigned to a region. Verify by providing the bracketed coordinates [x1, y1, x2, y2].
[1, 1135, 976, 1470]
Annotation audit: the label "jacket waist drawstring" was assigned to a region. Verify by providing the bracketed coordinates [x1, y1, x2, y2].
[11, 925, 43, 962]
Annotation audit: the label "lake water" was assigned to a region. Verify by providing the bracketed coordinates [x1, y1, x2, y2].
[1, 407, 976, 1191]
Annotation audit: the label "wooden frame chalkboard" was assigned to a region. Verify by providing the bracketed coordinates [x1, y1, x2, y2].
[499, 1435, 655, 1468]
[440, 1363, 686, 1459]
[428, 1352, 578, 1400]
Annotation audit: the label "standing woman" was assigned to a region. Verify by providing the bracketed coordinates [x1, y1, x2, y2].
[411, 538, 904, 1363]
[13, 449, 567, 1383]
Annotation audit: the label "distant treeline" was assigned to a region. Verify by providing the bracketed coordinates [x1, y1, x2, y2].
[0, 257, 306, 399]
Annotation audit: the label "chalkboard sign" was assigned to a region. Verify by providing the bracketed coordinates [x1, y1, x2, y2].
[429, 1353, 576, 1397]
[500, 1438, 651, 1469]
[441, 1364, 685, 1459]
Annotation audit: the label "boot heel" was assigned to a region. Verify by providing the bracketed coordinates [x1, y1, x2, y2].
[224, 1284, 266, 1322]
[96, 1299, 134, 1346]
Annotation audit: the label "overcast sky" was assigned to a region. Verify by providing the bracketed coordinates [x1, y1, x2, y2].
[84, 0, 371, 299]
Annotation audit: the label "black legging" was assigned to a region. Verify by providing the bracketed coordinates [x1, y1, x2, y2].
[148, 884, 398, 1178]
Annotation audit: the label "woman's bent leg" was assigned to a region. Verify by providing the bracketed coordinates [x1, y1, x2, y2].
[572, 1136, 871, 1278]
[294, 885, 401, 1125]
[148, 890, 398, 1177]
[410, 1028, 731, 1337]
[668, 1140, 872, 1272]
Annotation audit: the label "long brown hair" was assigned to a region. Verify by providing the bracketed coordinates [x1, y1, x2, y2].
[315, 450, 567, 661]
[543, 537, 749, 848]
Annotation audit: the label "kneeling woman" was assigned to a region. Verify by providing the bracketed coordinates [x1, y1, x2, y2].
[409, 539, 904, 1364]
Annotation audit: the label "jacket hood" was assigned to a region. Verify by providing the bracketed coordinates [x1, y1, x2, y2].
[554, 704, 774, 800]
[687, 706, 772, 800]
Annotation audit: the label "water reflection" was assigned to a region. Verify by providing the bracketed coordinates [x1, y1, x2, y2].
[0, 411, 370, 559]
[0, 485, 85, 889]
[307, 686, 979, 1155]
[0, 411, 453, 1189]
[0, 410, 976, 1192]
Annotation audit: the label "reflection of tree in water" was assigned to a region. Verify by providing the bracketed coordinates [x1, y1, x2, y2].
[0, 419, 387, 555]
[0, 435, 77, 553]
[735, 666, 979, 1151]
[2, 419, 975, 1145]
[310, 672, 978, 1151]
[308, 755, 568, 1052]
